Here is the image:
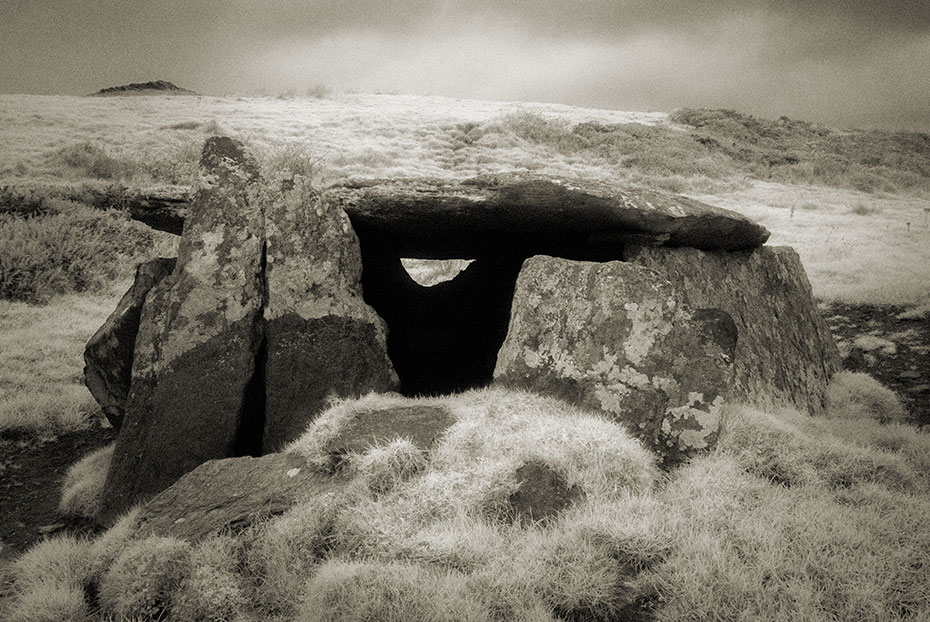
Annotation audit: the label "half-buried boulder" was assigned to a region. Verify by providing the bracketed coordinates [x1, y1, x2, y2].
[98, 137, 266, 523]
[625, 246, 841, 414]
[494, 256, 737, 465]
[259, 172, 398, 452]
[84, 257, 175, 429]
[507, 461, 585, 523]
[136, 452, 340, 541]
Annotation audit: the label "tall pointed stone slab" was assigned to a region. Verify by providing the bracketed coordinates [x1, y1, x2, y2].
[493, 256, 736, 465]
[98, 138, 265, 523]
[625, 246, 841, 414]
[259, 173, 398, 453]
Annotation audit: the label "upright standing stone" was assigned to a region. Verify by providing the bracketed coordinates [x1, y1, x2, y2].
[494, 256, 736, 465]
[259, 172, 398, 452]
[625, 246, 841, 414]
[98, 137, 265, 523]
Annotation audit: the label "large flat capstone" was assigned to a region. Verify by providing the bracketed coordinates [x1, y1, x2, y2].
[122, 174, 770, 258]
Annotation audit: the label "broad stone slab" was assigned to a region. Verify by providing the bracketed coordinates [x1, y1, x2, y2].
[494, 256, 736, 464]
[137, 453, 339, 541]
[125, 174, 771, 257]
[259, 174, 398, 452]
[99, 137, 265, 523]
[328, 174, 770, 258]
[84, 257, 175, 429]
[626, 246, 841, 414]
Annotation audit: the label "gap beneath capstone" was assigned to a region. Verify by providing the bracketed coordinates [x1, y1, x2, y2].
[361, 248, 526, 397]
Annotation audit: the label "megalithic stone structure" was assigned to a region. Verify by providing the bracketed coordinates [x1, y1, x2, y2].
[259, 171, 398, 453]
[96, 138, 399, 523]
[98, 138, 268, 523]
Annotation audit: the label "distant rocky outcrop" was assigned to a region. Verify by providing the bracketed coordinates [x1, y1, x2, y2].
[86, 135, 840, 523]
[90, 80, 197, 96]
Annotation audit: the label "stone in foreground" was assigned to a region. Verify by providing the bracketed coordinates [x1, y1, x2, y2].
[507, 461, 585, 523]
[260, 174, 398, 452]
[98, 137, 265, 523]
[626, 246, 841, 413]
[494, 256, 736, 464]
[83, 257, 175, 429]
[136, 453, 339, 541]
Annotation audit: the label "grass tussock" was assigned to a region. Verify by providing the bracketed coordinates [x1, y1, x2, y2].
[12, 380, 930, 620]
[671, 107, 930, 196]
[826, 370, 908, 424]
[58, 443, 114, 519]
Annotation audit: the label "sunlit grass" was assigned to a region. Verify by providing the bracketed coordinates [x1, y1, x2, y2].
[7, 381, 930, 621]
[0, 288, 122, 435]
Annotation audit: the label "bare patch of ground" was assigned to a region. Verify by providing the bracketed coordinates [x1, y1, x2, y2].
[0, 424, 116, 565]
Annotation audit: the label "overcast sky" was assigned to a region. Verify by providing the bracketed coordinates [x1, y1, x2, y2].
[2, 1, 929, 131]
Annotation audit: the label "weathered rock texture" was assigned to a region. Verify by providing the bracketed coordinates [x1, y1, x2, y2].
[99, 138, 267, 523]
[626, 246, 841, 414]
[260, 175, 398, 452]
[494, 256, 737, 464]
[96, 138, 398, 522]
[323, 404, 455, 461]
[122, 174, 771, 255]
[84, 257, 175, 429]
[136, 452, 339, 540]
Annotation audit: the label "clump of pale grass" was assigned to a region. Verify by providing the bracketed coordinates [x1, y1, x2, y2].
[11, 388, 930, 621]
[285, 392, 417, 469]
[647, 453, 930, 621]
[244, 491, 346, 614]
[7, 582, 90, 622]
[717, 404, 919, 491]
[353, 437, 428, 494]
[97, 535, 193, 621]
[59, 442, 113, 518]
[7, 534, 92, 622]
[826, 370, 908, 424]
[299, 560, 491, 622]
[172, 535, 248, 622]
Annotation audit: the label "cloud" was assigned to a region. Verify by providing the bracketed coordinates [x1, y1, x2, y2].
[1, 0, 928, 131]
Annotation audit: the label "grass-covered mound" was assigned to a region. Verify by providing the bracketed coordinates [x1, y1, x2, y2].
[7, 381, 930, 621]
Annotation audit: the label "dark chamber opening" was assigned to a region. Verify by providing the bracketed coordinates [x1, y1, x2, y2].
[361, 249, 525, 396]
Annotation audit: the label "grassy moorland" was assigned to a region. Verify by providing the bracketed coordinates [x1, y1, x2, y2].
[1, 93, 929, 620]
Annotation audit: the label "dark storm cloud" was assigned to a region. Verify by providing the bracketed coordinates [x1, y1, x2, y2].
[1, 0, 929, 131]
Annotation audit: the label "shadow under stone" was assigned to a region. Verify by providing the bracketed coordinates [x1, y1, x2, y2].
[360, 248, 525, 397]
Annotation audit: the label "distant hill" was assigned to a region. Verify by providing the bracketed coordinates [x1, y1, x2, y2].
[90, 80, 197, 96]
